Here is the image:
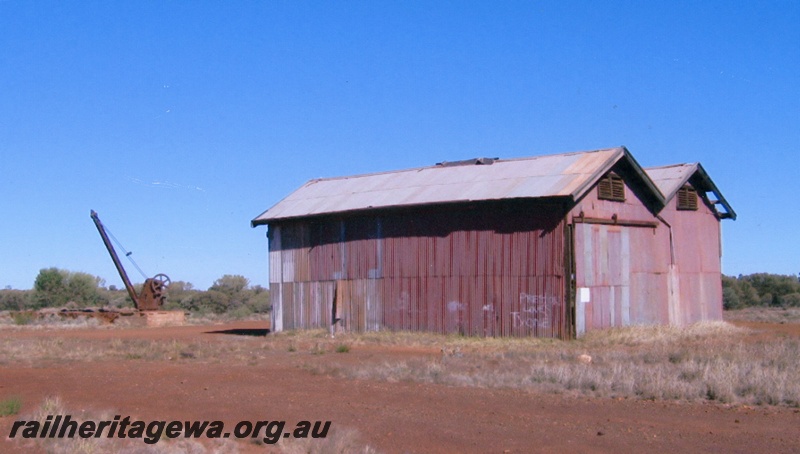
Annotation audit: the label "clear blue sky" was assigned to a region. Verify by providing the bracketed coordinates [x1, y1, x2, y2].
[1, 1, 798, 290]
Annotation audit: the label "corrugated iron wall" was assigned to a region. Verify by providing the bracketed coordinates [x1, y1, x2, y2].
[573, 222, 671, 334]
[659, 184, 724, 325]
[570, 167, 673, 334]
[269, 202, 569, 338]
[569, 173, 725, 333]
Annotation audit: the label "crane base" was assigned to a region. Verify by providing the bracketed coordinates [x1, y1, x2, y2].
[137, 310, 186, 327]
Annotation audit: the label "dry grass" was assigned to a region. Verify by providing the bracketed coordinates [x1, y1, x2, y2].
[0, 336, 276, 366]
[300, 322, 800, 407]
[2, 318, 797, 408]
[0, 310, 270, 331]
[724, 307, 800, 324]
[0, 311, 105, 330]
[10, 396, 236, 453]
[182, 312, 270, 326]
[278, 427, 379, 454]
[10, 396, 378, 454]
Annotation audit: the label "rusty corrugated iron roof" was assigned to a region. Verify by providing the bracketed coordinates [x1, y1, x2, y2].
[646, 163, 736, 220]
[252, 146, 668, 225]
[645, 163, 699, 201]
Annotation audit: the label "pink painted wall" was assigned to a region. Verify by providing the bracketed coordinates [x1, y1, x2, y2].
[570, 174, 672, 333]
[657, 185, 724, 324]
[570, 171, 723, 334]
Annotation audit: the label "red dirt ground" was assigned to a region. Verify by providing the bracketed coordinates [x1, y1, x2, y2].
[1, 321, 799, 453]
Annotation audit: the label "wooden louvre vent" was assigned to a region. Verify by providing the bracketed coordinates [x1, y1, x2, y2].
[597, 172, 625, 201]
[677, 184, 698, 210]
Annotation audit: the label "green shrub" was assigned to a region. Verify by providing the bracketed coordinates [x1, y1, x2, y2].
[780, 293, 800, 307]
[12, 311, 36, 325]
[723, 273, 800, 309]
[0, 289, 33, 311]
[229, 305, 253, 319]
[0, 396, 22, 416]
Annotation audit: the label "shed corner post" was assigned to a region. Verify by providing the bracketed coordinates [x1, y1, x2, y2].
[268, 224, 284, 333]
[563, 221, 577, 339]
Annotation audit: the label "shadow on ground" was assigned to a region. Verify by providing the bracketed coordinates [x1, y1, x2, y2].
[203, 328, 271, 336]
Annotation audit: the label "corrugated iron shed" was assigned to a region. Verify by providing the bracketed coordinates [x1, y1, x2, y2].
[254, 146, 735, 338]
[252, 146, 665, 225]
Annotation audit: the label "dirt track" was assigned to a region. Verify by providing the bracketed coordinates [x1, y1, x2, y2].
[1, 321, 799, 453]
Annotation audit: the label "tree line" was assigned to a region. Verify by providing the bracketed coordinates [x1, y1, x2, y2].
[2, 268, 797, 314]
[0, 268, 270, 317]
[722, 273, 800, 309]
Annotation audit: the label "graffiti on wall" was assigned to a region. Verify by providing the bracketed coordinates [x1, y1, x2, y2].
[511, 293, 558, 329]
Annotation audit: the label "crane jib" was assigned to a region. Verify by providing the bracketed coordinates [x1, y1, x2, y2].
[90, 210, 170, 311]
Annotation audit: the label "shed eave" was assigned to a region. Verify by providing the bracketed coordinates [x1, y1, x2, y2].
[693, 163, 737, 220]
[251, 195, 574, 226]
[253, 146, 677, 226]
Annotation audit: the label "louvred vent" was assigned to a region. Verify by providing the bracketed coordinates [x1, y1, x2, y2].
[677, 185, 698, 211]
[598, 173, 625, 202]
